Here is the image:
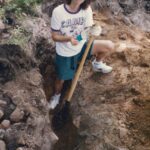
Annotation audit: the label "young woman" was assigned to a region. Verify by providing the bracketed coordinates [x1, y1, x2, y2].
[49, 0, 114, 109]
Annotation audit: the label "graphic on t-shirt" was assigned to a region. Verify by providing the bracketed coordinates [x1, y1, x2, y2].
[61, 17, 85, 38]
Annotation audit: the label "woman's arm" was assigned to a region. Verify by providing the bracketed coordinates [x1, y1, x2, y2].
[51, 31, 78, 45]
[51, 31, 71, 42]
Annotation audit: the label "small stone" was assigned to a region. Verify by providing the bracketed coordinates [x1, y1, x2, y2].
[0, 20, 5, 30]
[0, 0, 5, 5]
[1, 120, 10, 129]
[16, 148, 23, 150]
[119, 127, 128, 138]
[22, 13, 27, 17]
[106, 118, 113, 126]
[2, 33, 10, 39]
[78, 100, 86, 106]
[101, 97, 105, 101]
[0, 100, 7, 107]
[118, 32, 128, 40]
[12, 96, 22, 106]
[119, 148, 129, 150]
[0, 110, 4, 119]
[10, 108, 24, 122]
[49, 132, 58, 143]
[122, 16, 132, 26]
[73, 116, 81, 128]
[10, 104, 16, 110]
[101, 28, 108, 36]
[18, 136, 26, 145]
[0, 140, 6, 150]
[104, 142, 126, 150]
[0, 129, 5, 139]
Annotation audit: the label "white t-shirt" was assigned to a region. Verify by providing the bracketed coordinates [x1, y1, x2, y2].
[51, 4, 94, 57]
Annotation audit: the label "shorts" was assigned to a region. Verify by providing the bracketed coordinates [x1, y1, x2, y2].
[55, 42, 93, 80]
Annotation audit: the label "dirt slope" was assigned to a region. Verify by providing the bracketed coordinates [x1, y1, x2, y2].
[48, 9, 150, 150]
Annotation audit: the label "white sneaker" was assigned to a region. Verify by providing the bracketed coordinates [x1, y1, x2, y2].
[48, 94, 61, 110]
[92, 59, 112, 73]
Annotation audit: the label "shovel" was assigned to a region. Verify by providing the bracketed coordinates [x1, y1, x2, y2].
[52, 36, 94, 130]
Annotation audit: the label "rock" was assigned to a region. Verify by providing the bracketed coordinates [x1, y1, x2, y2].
[18, 136, 26, 145]
[106, 118, 113, 126]
[104, 143, 119, 150]
[16, 148, 22, 150]
[0, 20, 5, 30]
[1, 33, 11, 39]
[49, 132, 58, 144]
[16, 148, 31, 150]
[1, 120, 10, 129]
[129, 10, 150, 32]
[0, 140, 6, 150]
[0, 129, 5, 139]
[122, 16, 132, 26]
[0, 0, 4, 5]
[118, 32, 128, 40]
[12, 95, 24, 106]
[73, 116, 81, 128]
[0, 100, 7, 107]
[101, 28, 108, 36]
[119, 148, 129, 150]
[10, 108, 24, 122]
[119, 127, 128, 138]
[0, 110, 4, 119]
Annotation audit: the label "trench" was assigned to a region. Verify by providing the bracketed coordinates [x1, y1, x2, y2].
[41, 63, 82, 150]
[52, 115, 80, 150]
[40, 60, 150, 150]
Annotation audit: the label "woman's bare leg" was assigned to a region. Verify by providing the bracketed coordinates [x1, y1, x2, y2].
[54, 78, 64, 94]
[91, 40, 115, 61]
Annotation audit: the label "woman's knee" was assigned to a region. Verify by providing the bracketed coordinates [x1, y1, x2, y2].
[94, 40, 114, 50]
[107, 41, 115, 51]
[92, 40, 114, 55]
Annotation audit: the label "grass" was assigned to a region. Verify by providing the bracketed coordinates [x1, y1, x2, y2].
[2, 0, 42, 15]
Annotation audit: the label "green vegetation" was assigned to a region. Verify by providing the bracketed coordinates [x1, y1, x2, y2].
[1, 26, 32, 50]
[2, 0, 42, 15]
[0, 7, 5, 18]
[0, 0, 42, 49]
[9, 26, 31, 47]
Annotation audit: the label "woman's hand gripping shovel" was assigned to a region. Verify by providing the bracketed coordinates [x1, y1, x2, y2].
[51, 24, 102, 130]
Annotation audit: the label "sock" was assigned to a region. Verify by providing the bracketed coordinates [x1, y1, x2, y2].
[93, 59, 102, 64]
[54, 93, 61, 98]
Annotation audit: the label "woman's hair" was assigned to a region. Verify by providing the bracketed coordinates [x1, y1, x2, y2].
[65, 0, 91, 10]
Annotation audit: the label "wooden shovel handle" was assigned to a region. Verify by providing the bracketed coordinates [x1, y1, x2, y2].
[67, 36, 94, 102]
